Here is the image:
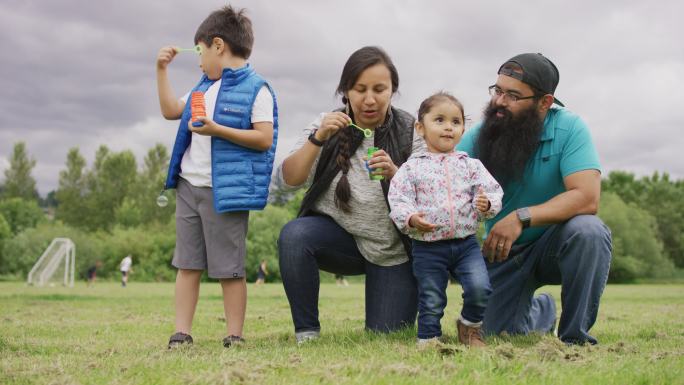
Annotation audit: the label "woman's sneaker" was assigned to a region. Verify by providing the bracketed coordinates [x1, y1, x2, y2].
[416, 336, 442, 350]
[295, 330, 320, 345]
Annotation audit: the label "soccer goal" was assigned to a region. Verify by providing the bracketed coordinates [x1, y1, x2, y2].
[27, 238, 75, 287]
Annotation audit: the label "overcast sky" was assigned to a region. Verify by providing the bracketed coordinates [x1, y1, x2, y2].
[1, 0, 682, 195]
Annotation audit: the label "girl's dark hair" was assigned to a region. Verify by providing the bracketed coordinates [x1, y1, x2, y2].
[333, 46, 399, 212]
[194, 5, 254, 59]
[417, 91, 465, 122]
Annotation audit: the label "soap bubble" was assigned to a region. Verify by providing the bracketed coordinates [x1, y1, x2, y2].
[156, 194, 169, 208]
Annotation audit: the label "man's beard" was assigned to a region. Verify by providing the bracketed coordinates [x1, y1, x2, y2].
[475, 101, 544, 186]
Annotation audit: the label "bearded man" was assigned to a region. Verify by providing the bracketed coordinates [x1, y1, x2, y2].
[457, 53, 612, 345]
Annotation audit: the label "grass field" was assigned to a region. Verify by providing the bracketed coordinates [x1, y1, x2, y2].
[1, 281, 683, 385]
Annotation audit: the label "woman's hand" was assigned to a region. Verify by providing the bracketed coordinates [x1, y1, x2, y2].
[366, 149, 399, 180]
[317, 112, 351, 141]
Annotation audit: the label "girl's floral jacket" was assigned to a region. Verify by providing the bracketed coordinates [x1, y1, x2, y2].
[388, 151, 503, 242]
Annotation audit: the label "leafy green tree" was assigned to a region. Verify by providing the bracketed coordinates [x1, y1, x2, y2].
[139, 144, 173, 224]
[637, 173, 684, 268]
[0, 213, 10, 241]
[2, 142, 38, 201]
[0, 213, 11, 269]
[602, 171, 644, 203]
[603, 171, 684, 267]
[115, 143, 174, 227]
[0, 220, 177, 281]
[598, 192, 673, 282]
[55, 148, 87, 227]
[0, 198, 44, 235]
[82, 147, 138, 231]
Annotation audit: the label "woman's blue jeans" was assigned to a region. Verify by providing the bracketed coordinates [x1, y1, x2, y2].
[278, 215, 418, 334]
[412, 235, 491, 339]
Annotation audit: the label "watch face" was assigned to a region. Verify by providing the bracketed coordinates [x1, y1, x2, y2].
[519, 209, 531, 220]
[517, 208, 531, 228]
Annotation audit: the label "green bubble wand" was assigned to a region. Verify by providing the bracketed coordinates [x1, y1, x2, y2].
[174, 45, 202, 54]
[349, 122, 372, 138]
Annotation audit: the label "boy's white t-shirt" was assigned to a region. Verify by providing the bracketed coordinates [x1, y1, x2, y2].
[179, 81, 274, 187]
[120, 256, 132, 272]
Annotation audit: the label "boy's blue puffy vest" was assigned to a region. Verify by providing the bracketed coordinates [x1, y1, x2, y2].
[164, 64, 279, 213]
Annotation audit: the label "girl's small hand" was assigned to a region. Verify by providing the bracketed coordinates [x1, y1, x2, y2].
[317, 112, 351, 141]
[157, 46, 177, 70]
[366, 149, 398, 180]
[188, 116, 217, 136]
[409, 213, 437, 232]
[475, 186, 491, 213]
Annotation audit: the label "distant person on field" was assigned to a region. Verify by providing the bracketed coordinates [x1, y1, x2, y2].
[335, 274, 349, 286]
[255, 260, 268, 285]
[86, 260, 102, 287]
[120, 255, 133, 287]
[157, 5, 278, 349]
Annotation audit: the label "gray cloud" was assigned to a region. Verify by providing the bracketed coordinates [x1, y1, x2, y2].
[1, 0, 682, 195]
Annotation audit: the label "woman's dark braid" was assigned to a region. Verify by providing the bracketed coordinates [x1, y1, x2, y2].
[334, 125, 354, 212]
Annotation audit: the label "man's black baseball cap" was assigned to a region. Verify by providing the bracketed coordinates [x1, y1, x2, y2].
[498, 53, 564, 106]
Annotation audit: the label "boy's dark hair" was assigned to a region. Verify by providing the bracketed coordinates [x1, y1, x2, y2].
[194, 5, 254, 59]
[417, 91, 465, 123]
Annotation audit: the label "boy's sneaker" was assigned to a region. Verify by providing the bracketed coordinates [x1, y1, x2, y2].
[456, 319, 486, 347]
[222, 335, 245, 348]
[295, 330, 320, 345]
[168, 332, 193, 349]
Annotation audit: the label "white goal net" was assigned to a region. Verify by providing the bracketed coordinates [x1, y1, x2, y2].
[27, 238, 75, 287]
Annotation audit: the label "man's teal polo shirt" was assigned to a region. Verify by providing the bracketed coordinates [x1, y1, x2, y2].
[457, 107, 601, 244]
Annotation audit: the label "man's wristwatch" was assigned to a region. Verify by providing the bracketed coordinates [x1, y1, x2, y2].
[308, 130, 326, 147]
[516, 207, 531, 229]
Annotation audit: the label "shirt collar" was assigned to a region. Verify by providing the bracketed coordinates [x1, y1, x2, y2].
[540, 106, 563, 142]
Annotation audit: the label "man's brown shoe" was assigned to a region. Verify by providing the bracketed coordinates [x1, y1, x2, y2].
[457, 319, 486, 347]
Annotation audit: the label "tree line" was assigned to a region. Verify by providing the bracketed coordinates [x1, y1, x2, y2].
[0, 141, 681, 283]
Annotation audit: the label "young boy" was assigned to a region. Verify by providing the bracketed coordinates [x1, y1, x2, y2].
[156, 5, 278, 348]
[119, 255, 133, 287]
[86, 260, 102, 287]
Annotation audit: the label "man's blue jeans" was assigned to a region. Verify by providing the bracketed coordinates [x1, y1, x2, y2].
[278, 215, 418, 333]
[412, 235, 491, 339]
[483, 215, 612, 344]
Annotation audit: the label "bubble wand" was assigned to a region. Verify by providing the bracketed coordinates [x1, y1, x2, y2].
[174, 45, 202, 54]
[349, 122, 372, 138]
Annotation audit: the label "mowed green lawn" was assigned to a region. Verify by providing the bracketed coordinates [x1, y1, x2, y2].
[1, 281, 682, 385]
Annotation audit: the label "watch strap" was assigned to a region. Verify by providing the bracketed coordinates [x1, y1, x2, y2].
[308, 131, 325, 147]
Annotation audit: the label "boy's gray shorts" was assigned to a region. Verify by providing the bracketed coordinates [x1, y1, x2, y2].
[172, 178, 248, 279]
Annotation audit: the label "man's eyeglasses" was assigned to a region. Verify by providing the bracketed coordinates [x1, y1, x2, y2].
[488, 85, 537, 103]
